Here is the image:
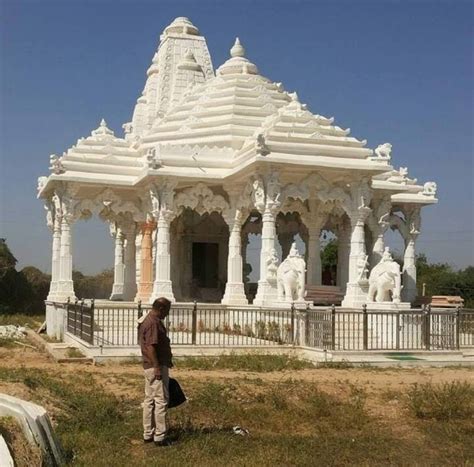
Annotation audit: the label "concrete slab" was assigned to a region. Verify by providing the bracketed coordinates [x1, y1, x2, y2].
[0, 394, 65, 467]
[0, 435, 14, 467]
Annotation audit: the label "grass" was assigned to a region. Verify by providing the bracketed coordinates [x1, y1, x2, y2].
[65, 347, 86, 359]
[406, 381, 474, 421]
[174, 353, 315, 372]
[0, 338, 18, 348]
[1, 364, 473, 466]
[0, 313, 44, 328]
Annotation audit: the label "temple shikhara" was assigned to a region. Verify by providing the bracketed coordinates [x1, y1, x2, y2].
[37, 17, 438, 315]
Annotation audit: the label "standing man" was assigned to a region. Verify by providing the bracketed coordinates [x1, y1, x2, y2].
[138, 297, 173, 446]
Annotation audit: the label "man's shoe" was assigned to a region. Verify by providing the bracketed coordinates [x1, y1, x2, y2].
[144, 438, 154, 444]
[154, 438, 173, 447]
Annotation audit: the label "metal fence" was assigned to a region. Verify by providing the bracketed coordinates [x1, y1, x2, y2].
[302, 306, 472, 351]
[66, 299, 94, 345]
[64, 301, 474, 351]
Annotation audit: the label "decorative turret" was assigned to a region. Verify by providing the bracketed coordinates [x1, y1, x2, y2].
[129, 17, 214, 139]
[162, 17, 199, 37]
[91, 119, 114, 138]
[217, 38, 259, 76]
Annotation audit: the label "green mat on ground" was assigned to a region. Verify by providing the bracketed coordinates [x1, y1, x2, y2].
[384, 353, 424, 361]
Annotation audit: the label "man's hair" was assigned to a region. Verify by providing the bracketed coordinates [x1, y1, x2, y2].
[152, 297, 171, 311]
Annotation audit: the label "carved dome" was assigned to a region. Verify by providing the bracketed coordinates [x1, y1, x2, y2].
[142, 39, 369, 159]
[163, 17, 199, 36]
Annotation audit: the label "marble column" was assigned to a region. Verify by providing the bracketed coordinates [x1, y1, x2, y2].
[306, 226, 322, 286]
[342, 207, 371, 307]
[336, 219, 350, 293]
[222, 209, 248, 305]
[151, 211, 175, 302]
[123, 224, 137, 301]
[47, 214, 62, 301]
[136, 221, 155, 302]
[135, 232, 142, 290]
[403, 233, 418, 303]
[57, 216, 76, 301]
[254, 206, 278, 305]
[371, 229, 386, 268]
[110, 224, 125, 300]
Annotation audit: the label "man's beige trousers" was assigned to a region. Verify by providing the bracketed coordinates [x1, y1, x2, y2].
[143, 366, 169, 441]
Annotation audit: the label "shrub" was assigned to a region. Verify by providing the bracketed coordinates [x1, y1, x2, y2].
[406, 381, 474, 420]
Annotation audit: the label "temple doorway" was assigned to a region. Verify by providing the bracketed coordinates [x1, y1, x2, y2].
[192, 242, 219, 288]
[170, 209, 228, 302]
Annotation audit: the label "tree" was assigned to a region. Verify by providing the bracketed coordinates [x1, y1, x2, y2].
[321, 240, 338, 285]
[0, 239, 34, 313]
[416, 254, 474, 307]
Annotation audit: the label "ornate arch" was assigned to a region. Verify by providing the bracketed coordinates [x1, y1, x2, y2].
[174, 182, 230, 216]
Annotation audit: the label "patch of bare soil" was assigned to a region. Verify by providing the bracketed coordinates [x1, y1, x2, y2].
[0, 417, 42, 467]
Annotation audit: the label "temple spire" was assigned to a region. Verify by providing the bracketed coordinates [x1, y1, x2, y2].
[231, 37, 245, 58]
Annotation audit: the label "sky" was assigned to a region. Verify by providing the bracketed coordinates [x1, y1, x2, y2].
[1, 0, 473, 275]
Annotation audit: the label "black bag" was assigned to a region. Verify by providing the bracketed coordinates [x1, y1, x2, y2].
[168, 378, 187, 408]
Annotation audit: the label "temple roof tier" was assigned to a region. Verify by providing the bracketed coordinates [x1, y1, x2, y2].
[37, 17, 437, 208]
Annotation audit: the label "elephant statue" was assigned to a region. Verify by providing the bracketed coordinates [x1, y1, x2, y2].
[367, 248, 402, 303]
[277, 243, 306, 302]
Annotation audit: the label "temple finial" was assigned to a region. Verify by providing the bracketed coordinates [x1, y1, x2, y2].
[230, 37, 245, 58]
[100, 118, 107, 127]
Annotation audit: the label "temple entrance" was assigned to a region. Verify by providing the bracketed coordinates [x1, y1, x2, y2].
[170, 209, 228, 302]
[192, 242, 219, 288]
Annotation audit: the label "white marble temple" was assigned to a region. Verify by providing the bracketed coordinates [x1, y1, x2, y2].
[37, 17, 437, 312]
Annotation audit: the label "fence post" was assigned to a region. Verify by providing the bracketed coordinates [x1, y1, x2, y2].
[425, 305, 431, 350]
[331, 304, 336, 351]
[80, 298, 85, 338]
[90, 299, 95, 345]
[74, 298, 79, 336]
[192, 301, 197, 345]
[290, 302, 296, 346]
[395, 311, 400, 350]
[66, 297, 70, 334]
[455, 306, 461, 350]
[305, 303, 310, 347]
[362, 304, 368, 350]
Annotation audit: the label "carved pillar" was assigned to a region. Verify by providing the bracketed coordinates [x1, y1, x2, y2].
[150, 182, 176, 303]
[336, 218, 351, 293]
[254, 205, 278, 305]
[222, 208, 248, 305]
[403, 233, 418, 303]
[151, 211, 175, 302]
[135, 221, 155, 302]
[306, 226, 322, 286]
[123, 223, 137, 301]
[368, 197, 391, 268]
[46, 198, 62, 301]
[341, 206, 371, 307]
[135, 232, 142, 290]
[110, 224, 125, 300]
[57, 213, 76, 301]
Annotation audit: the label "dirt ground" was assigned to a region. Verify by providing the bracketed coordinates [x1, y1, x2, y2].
[1, 341, 473, 466]
[1, 344, 473, 399]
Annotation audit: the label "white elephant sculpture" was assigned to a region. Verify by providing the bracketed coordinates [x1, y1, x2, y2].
[276, 243, 306, 303]
[367, 248, 402, 303]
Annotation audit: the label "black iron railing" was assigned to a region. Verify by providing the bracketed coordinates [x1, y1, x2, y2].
[62, 300, 474, 351]
[66, 298, 95, 345]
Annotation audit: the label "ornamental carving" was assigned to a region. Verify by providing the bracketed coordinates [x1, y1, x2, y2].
[49, 154, 65, 175]
[422, 181, 437, 197]
[174, 183, 229, 216]
[371, 143, 392, 161]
